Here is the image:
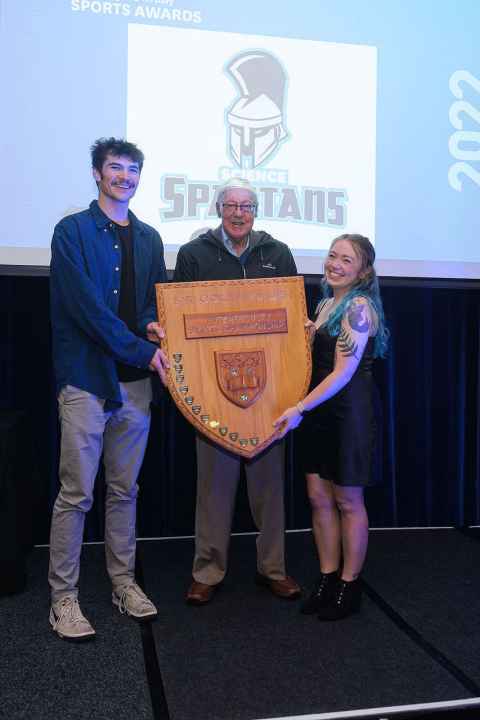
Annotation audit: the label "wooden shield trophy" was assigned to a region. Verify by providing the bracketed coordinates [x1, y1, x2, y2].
[156, 277, 311, 458]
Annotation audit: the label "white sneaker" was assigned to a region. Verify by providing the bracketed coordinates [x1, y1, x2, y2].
[49, 596, 96, 641]
[112, 583, 158, 620]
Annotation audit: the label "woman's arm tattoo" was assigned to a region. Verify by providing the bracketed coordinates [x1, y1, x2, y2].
[347, 303, 370, 333]
[338, 328, 358, 357]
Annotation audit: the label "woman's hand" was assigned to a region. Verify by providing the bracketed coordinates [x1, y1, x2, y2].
[273, 406, 303, 439]
[305, 319, 316, 347]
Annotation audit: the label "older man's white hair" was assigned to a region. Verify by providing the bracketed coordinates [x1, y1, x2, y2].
[216, 177, 258, 209]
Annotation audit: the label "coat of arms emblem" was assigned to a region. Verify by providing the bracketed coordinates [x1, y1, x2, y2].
[215, 350, 266, 408]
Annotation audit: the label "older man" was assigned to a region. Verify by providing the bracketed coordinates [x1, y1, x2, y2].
[174, 177, 301, 604]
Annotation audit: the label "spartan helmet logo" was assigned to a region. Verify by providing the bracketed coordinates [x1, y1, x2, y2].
[226, 50, 289, 169]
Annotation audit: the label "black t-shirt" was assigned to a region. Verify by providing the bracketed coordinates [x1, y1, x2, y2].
[114, 222, 150, 383]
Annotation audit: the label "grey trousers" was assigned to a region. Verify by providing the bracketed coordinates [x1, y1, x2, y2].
[192, 435, 286, 585]
[48, 380, 152, 603]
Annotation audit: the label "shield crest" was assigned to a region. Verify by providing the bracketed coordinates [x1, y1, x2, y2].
[156, 277, 311, 458]
[215, 350, 266, 408]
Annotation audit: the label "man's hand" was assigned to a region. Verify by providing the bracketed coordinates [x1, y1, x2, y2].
[273, 406, 303, 439]
[146, 322, 165, 344]
[149, 348, 170, 385]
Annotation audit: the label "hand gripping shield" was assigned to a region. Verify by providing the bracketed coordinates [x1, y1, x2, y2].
[156, 277, 312, 458]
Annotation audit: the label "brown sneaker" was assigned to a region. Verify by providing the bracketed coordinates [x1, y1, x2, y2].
[255, 572, 301, 600]
[186, 580, 218, 606]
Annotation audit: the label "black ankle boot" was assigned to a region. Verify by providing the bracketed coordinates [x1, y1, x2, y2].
[317, 578, 361, 621]
[300, 571, 338, 615]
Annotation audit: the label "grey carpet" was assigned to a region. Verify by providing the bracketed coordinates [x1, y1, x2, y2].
[0, 546, 152, 720]
[362, 528, 480, 684]
[142, 532, 473, 720]
[3, 530, 479, 720]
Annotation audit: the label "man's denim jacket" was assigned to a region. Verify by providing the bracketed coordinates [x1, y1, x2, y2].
[50, 200, 167, 407]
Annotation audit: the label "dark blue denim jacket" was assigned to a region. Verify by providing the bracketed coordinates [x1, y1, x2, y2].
[50, 200, 167, 406]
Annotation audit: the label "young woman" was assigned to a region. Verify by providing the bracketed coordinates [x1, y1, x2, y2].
[274, 234, 388, 620]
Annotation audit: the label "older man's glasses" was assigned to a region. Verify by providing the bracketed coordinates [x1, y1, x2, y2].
[221, 202, 256, 215]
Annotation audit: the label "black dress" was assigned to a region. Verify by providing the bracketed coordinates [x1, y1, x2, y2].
[299, 323, 378, 487]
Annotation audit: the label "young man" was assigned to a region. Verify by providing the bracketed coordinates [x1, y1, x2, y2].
[174, 177, 301, 605]
[48, 137, 168, 640]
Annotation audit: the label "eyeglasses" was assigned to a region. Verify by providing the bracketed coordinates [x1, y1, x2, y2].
[221, 202, 256, 215]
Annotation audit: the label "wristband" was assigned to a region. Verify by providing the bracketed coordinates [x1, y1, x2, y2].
[296, 401, 306, 416]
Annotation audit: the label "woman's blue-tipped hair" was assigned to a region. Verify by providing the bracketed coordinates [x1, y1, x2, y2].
[320, 234, 389, 358]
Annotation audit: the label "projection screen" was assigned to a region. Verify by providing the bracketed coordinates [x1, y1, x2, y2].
[1, 0, 478, 278]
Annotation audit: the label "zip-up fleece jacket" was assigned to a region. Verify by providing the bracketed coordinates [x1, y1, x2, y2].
[173, 226, 297, 282]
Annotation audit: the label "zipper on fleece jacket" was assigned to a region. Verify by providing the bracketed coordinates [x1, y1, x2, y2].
[214, 237, 272, 279]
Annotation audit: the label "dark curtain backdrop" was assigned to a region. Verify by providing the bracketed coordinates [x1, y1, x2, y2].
[1, 273, 479, 544]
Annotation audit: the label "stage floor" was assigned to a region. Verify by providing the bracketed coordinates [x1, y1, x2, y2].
[2, 529, 480, 720]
